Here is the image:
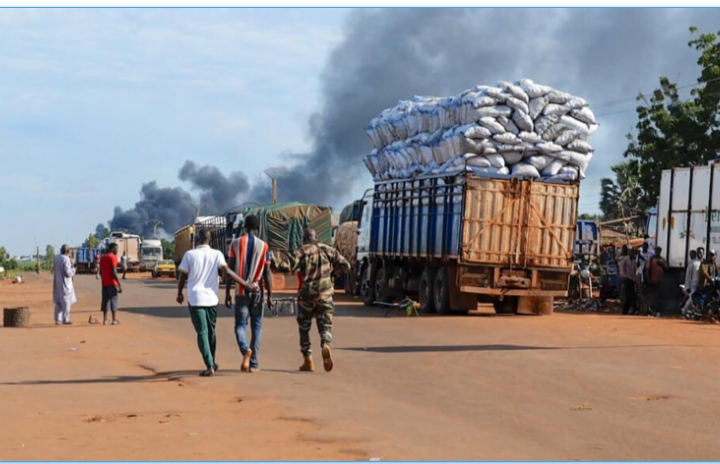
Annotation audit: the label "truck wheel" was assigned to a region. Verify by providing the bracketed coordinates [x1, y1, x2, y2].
[419, 267, 437, 314]
[493, 297, 518, 315]
[434, 267, 452, 315]
[361, 265, 375, 307]
[374, 268, 390, 303]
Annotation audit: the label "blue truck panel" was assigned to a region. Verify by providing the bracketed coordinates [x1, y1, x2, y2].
[370, 176, 464, 259]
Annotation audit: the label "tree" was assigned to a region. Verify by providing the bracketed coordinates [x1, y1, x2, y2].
[45, 245, 55, 269]
[618, 26, 720, 213]
[600, 161, 644, 220]
[161, 238, 175, 261]
[84, 233, 100, 250]
[578, 213, 601, 220]
[0, 246, 7, 264]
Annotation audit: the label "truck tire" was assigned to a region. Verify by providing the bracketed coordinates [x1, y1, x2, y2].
[493, 297, 518, 315]
[419, 267, 437, 314]
[434, 267, 452, 315]
[374, 267, 390, 303]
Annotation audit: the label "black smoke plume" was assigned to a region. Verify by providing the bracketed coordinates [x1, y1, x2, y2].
[109, 161, 250, 237]
[252, 8, 720, 207]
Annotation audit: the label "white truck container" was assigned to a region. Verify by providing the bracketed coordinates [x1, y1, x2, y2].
[648, 162, 720, 271]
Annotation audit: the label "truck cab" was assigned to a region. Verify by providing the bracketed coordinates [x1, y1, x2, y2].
[140, 239, 163, 272]
[356, 188, 374, 286]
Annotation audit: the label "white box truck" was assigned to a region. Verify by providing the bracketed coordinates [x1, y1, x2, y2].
[647, 162, 720, 273]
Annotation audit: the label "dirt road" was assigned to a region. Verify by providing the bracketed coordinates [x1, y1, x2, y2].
[2, 273, 720, 460]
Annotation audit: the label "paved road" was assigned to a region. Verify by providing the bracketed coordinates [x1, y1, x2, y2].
[5, 273, 720, 460]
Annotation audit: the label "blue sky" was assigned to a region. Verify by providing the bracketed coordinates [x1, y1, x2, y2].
[0, 8, 349, 255]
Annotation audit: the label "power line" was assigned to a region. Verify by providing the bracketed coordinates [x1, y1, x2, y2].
[588, 76, 720, 110]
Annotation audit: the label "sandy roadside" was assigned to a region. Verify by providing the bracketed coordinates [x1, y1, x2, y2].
[0, 273, 366, 461]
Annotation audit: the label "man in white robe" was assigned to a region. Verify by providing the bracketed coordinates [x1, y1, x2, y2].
[53, 245, 77, 325]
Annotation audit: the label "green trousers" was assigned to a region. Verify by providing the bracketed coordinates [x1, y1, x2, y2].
[188, 305, 217, 368]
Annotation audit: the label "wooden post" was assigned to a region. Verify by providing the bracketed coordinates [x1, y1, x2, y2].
[272, 178, 277, 205]
[4, 307, 31, 327]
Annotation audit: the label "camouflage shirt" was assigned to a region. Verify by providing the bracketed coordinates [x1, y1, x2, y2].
[280, 242, 350, 301]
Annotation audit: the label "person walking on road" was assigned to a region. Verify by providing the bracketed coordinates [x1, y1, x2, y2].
[52, 244, 77, 325]
[646, 247, 669, 317]
[682, 249, 702, 317]
[94, 250, 102, 280]
[121, 252, 128, 280]
[276, 228, 350, 373]
[177, 228, 258, 377]
[99, 243, 122, 325]
[225, 215, 274, 373]
[617, 245, 637, 315]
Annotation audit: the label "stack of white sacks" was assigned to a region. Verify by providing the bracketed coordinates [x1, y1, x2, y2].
[363, 79, 597, 182]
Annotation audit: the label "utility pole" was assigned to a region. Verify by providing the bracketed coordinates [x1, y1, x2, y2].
[263, 170, 278, 205]
[145, 220, 163, 239]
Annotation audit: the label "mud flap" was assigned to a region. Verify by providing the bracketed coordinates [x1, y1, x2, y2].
[517, 296, 553, 315]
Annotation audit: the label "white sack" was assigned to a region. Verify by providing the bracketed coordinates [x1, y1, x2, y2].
[512, 111, 534, 132]
[559, 115, 589, 133]
[542, 159, 565, 177]
[493, 132, 521, 144]
[536, 141, 563, 154]
[519, 131, 543, 144]
[525, 155, 554, 171]
[567, 140, 593, 153]
[555, 129, 582, 146]
[507, 84, 530, 104]
[511, 163, 541, 178]
[571, 107, 597, 125]
[535, 114, 560, 135]
[479, 117, 506, 134]
[543, 103, 570, 117]
[547, 90, 572, 104]
[528, 96, 549, 120]
[503, 152, 524, 164]
[466, 125, 492, 139]
[506, 97, 530, 114]
[486, 153, 506, 168]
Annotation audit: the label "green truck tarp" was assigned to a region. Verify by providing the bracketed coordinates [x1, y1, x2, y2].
[243, 202, 333, 253]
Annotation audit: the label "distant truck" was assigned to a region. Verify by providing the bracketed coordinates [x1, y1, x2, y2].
[101, 232, 141, 272]
[646, 162, 720, 277]
[350, 173, 580, 315]
[75, 247, 101, 274]
[140, 239, 163, 272]
[174, 204, 334, 288]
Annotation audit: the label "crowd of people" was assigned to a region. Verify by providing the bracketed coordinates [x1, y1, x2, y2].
[613, 242, 718, 317]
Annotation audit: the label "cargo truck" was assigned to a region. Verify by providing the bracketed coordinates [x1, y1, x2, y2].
[140, 239, 163, 272]
[646, 162, 720, 276]
[353, 173, 580, 315]
[101, 232, 141, 272]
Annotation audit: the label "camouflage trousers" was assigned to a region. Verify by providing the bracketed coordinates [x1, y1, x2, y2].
[297, 297, 334, 356]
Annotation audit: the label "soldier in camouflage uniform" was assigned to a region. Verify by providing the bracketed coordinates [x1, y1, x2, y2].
[277, 228, 350, 372]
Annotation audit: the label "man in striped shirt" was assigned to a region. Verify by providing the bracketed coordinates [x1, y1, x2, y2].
[225, 215, 273, 373]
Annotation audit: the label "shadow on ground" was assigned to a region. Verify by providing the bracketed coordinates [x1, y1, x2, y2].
[340, 343, 695, 354]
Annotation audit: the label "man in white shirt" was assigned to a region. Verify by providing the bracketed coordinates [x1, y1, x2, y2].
[683, 249, 702, 317]
[177, 229, 257, 377]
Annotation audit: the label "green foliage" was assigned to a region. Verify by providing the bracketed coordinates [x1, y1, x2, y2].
[0, 246, 7, 264]
[161, 238, 175, 261]
[600, 161, 644, 220]
[617, 26, 720, 213]
[84, 234, 100, 250]
[45, 245, 56, 269]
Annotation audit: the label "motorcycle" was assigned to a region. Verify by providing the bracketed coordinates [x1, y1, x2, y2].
[680, 276, 720, 323]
